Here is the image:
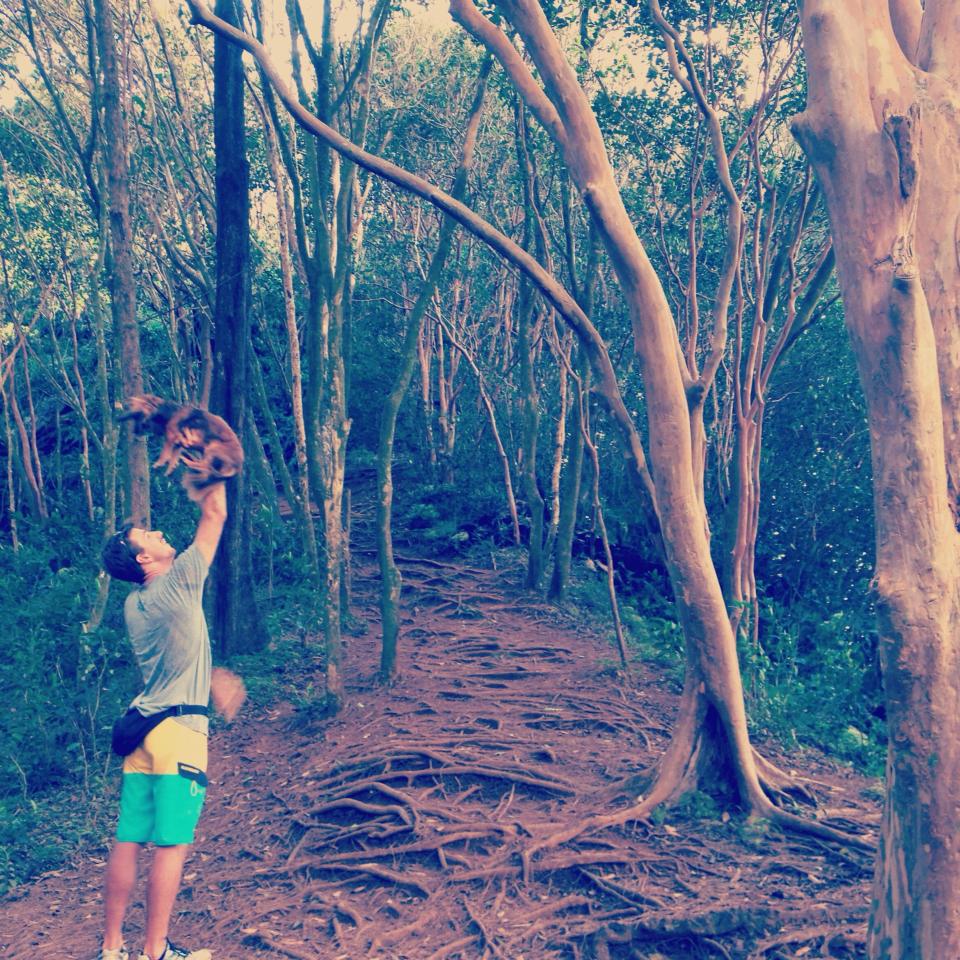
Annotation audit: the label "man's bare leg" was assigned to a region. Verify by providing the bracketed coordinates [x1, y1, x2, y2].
[103, 841, 141, 950]
[142, 844, 191, 959]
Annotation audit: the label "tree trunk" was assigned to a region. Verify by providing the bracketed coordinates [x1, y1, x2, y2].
[452, 0, 771, 818]
[84, 236, 118, 633]
[517, 290, 544, 590]
[434, 319, 458, 486]
[549, 349, 587, 601]
[794, 2, 960, 954]
[417, 323, 439, 475]
[211, 0, 267, 657]
[550, 207, 598, 601]
[6, 356, 45, 519]
[377, 59, 490, 681]
[93, 0, 149, 526]
[250, 350, 302, 527]
[259, 91, 318, 573]
[0, 360, 19, 551]
[581, 387, 629, 671]
[515, 105, 551, 590]
[438, 316, 522, 546]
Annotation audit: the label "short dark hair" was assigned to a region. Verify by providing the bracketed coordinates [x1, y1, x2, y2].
[101, 523, 145, 584]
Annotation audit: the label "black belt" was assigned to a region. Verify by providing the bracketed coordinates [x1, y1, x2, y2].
[165, 705, 209, 717]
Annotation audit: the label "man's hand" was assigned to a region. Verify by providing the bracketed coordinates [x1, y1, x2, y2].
[211, 666, 246, 722]
[193, 481, 227, 565]
[200, 481, 227, 517]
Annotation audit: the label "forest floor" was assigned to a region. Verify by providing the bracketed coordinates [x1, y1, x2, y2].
[0, 521, 880, 960]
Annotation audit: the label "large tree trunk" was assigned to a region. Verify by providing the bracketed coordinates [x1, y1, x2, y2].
[794, 1, 960, 954]
[211, 0, 266, 657]
[93, 0, 149, 526]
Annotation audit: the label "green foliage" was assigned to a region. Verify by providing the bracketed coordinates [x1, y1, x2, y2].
[0, 519, 135, 894]
[395, 478, 511, 550]
[0, 528, 135, 796]
[0, 775, 117, 898]
[736, 816, 776, 852]
[673, 789, 721, 821]
[568, 571, 683, 675]
[741, 602, 886, 776]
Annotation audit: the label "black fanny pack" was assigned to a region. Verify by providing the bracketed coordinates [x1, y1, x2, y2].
[111, 704, 209, 757]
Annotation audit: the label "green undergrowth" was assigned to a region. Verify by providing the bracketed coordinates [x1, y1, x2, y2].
[395, 478, 516, 552]
[737, 602, 886, 777]
[649, 791, 782, 853]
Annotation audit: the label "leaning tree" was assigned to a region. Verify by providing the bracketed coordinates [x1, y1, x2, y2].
[794, 1, 960, 955]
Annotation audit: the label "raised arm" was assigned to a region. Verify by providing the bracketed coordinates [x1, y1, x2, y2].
[193, 482, 227, 566]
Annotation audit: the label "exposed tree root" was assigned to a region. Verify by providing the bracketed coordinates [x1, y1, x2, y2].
[752, 748, 822, 806]
[517, 678, 874, 882]
[751, 795, 874, 851]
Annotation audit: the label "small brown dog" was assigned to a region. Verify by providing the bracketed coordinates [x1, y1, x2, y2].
[121, 394, 244, 501]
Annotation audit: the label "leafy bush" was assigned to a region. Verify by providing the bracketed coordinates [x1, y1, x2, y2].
[739, 601, 885, 776]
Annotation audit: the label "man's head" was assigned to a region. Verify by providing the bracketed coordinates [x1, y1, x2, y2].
[101, 523, 176, 584]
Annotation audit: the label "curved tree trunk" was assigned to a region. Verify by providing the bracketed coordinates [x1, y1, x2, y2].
[449, 0, 781, 826]
[794, 2, 960, 954]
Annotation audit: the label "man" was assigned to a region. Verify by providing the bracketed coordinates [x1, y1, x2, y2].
[96, 481, 227, 960]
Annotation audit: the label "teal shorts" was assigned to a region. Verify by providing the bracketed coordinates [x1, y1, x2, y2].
[116, 717, 208, 846]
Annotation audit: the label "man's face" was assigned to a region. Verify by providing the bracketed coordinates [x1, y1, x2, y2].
[129, 527, 176, 565]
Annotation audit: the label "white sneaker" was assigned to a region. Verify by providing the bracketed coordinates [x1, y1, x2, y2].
[137, 941, 211, 960]
[96, 948, 129, 960]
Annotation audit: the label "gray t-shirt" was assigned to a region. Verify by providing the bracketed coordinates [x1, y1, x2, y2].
[125, 544, 211, 735]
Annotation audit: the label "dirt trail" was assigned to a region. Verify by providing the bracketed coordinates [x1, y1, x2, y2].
[0, 546, 879, 959]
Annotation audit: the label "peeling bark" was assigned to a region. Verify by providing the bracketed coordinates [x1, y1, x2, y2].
[795, 1, 960, 952]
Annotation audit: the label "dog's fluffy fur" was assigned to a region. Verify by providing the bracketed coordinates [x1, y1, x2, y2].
[121, 394, 244, 501]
